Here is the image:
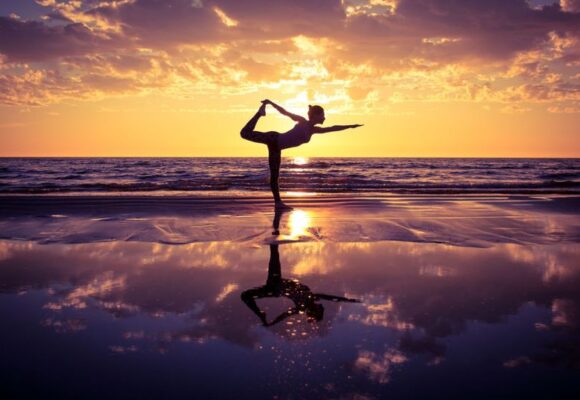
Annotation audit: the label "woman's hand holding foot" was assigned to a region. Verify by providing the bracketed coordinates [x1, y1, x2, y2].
[258, 102, 267, 116]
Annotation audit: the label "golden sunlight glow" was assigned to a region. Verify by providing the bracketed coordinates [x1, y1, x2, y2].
[288, 210, 312, 238]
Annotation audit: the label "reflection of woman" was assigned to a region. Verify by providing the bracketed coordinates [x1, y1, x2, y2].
[241, 244, 359, 326]
[240, 100, 363, 209]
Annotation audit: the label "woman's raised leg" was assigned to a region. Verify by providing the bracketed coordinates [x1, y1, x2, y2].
[240, 103, 266, 141]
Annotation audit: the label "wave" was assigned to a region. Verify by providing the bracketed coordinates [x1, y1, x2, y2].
[2, 157, 579, 195]
[1, 179, 579, 194]
[540, 172, 580, 180]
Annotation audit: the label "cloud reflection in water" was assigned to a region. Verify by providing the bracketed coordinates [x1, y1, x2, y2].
[0, 238, 579, 397]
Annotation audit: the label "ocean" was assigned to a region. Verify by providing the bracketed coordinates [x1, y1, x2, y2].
[1, 157, 580, 399]
[1, 157, 579, 195]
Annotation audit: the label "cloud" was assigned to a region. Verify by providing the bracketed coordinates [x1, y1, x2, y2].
[12, 0, 577, 65]
[561, 0, 580, 12]
[0, 15, 121, 62]
[87, 0, 226, 47]
[0, 66, 74, 106]
[354, 349, 408, 384]
[340, 0, 580, 68]
[0, 0, 578, 112]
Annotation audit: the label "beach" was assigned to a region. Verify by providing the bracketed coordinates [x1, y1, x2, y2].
[1, 189, 579, 399]
[2, 0, 580, 396]
[1, 193, 579, 246]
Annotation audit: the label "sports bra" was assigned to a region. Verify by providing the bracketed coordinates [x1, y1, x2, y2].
[277, 121, 313, 150]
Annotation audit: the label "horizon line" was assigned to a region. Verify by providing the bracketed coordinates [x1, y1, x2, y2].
[1, 156, 579, 159]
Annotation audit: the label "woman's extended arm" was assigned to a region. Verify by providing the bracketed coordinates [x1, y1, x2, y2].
[263, 99, 306, 122]
[315, 293, 361, 303]
[313, 124, 363, 134]
[314, 293, 361, 303]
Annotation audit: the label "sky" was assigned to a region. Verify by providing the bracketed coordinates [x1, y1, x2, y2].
[0, 0, 579, 157]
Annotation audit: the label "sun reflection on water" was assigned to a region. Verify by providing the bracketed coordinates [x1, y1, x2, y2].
[292, 157, 309, 165]
[286, 191, 317, 197]
[288, 210, 312, 238]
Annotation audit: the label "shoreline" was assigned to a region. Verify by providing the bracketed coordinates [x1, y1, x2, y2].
[2, 192, 580, 215]
[1, 188, 580, 196]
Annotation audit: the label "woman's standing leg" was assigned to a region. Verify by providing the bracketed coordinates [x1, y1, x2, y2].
[268, 144, 282, 203]
[266, 244, 282, 287]
[241, 102, 290, 208]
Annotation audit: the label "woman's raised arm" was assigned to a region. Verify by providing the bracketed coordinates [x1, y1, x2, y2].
[263, 99, 306, 122]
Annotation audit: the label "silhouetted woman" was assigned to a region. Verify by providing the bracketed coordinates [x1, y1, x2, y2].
[240, 100, 363, 209]
[241, 244, 359, 326]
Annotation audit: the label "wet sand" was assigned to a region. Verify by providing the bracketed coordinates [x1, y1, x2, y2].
[0, 194, 579, 399]
[1, 194, 579, 246]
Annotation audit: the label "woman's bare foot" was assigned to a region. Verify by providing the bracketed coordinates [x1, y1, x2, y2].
[258, 102, 267, 116]
[275, 201, 293, 210]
